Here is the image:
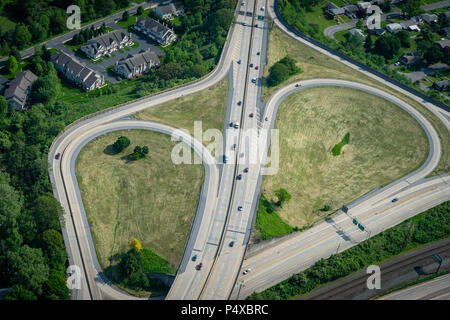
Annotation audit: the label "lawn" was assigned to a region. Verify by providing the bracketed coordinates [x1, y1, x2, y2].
[76, 129, 205, 270]
[261, 86, 429, 228]
[262, 26, 449, 176]
[135, 77, 229, 146]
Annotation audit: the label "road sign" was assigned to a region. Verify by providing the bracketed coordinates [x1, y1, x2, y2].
[358, 224, 365, 231]
[433, 253, 443, 263]
[258, 15, 264, 20]
[352, 219, 358, 225]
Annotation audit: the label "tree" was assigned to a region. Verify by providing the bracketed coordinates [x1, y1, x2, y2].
[40, 229, 67, 268]
[373, 34, 401, 60]
[401, 0, 422, 19]
[142, 146, 149, 155]
[6, 245, 49, 295]
[134, 145, 142, 154]
[5, 56, 19, 75]
[129, 238, 142, 251]
[122, 11, 130, 21]
[14, 24, 32, 49]
[119, 248, 142, 278]
[268, 62, 290, 86]
[112, 136, 130, 153]
[424, 45, 443, 64]
[31, 194, 63, 233]
[137, 6, 144, 16]
[364, 34, 373, 52]
[275, 188, 292, 208]
[3, 285, 37, 300]
[396, 30, 410, 48]
[42, 269, 70, 300]
[0, 174, 23, 255]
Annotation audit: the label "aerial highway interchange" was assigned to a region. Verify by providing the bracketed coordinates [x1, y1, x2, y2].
[48, 0, 450, 300]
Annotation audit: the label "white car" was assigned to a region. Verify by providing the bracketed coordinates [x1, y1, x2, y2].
[261, 6, 265, 11]
[243, 268, 252, 275]
[251, 78, 256, 83]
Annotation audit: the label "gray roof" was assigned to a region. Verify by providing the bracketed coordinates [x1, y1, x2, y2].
[343, 4, 358, 12]
[158, 5, 174, 15]
[420, 13, 438, 23]
[117, 50, 160, 74]
[436, 39, 450, 49]
[4, 70, 37, 106]
[400, 20, 417, 28]
[329, 8, 345, 15]
[51, 52, 101, 87]
[84, 73, 100, 88]
[136, 17, 173, 40]
[88, 30, 130, 48]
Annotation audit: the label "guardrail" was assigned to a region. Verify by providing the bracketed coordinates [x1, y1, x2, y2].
[273, 0, 450, 113]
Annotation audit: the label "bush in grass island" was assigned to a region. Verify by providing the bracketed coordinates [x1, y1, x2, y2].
[332, 132, 350, 156]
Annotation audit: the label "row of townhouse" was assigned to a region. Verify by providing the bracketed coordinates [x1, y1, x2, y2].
[3, 70, 37, 111]
[113, 50, 161, 79]
[81, 30, 133, 60]
[51, 52, 104, 91]
[133, 17, 177, 47]
[155, 1, 185, 20]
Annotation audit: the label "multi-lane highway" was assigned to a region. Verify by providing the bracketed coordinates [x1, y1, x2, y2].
[48, 0, 450, 301]
[379, 273, 450, 300]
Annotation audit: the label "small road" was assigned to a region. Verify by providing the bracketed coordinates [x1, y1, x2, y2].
[0, 1, 157, 62]
[421, 0, 450, 12]
[323, 12, 401, 39]
[379, 273, 450, 300]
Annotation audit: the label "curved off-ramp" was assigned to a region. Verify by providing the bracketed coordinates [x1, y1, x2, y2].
[52, 120, 219, 300]
[231, 78, 450, 299]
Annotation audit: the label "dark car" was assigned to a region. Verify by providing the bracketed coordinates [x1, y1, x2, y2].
[192, 255, 197, 262]
[250, 63, 254, 67]
[238, 206, 243, 211]
[237, 101, 242, 106]
[196, 262, 203, 270]
[257, 51, 260, 55]
[237, 174, 242, 180]
[230, 122, 234, 127]
[243, 167, 249, 173]
[238, 59, 241, 64]
[55, 153, 61, 160]
[229, 241, 235, 247]
[392, 198, 398, 203]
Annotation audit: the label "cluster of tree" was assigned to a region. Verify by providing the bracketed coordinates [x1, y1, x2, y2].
[278, 0, 449, 105]
[68, 23, 109, 46]
[0, 0, 131, 56]
[0, 44, 72, 299]
[275, 188, 292, 208]
[249, 201, 450, 300]
[267, 55, 302, 87]
[0, 170, 70, 300]
[112, 136, 131, 153]
[129, 145, 149, 161]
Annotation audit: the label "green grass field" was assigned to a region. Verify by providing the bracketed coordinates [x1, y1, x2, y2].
[262, 86, 428, 228]
[76, 130, 205, 270]
[263, 25, 449, 176]
[135, 78, 229, 158]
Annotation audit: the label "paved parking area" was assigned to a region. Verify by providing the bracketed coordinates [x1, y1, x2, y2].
[58, 24, 165, 84]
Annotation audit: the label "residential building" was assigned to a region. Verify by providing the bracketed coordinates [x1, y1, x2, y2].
[0, 75, 8, 94]
[155, 2, 185, 20]
[133, 17, 177, 46]
[343, 4, 358, 13]
[4, 70, 37, 111]
[400, 20, 420, 31]
[369, 28, 386, 36]
[81, 30, 132, 60]
[113, 50, 161, 79]
[400, 51, 420, 65]
[436, 39, 450, 54]
[156, 5, 174, 20]
[349, 28, 366, 39]
[424, 63, 449, 75]
[51, 52, 104, 91]
[433, 79, 449, 91]
[440, 27, 450, 38]
[325, 2, 345, 18]
[386, 23, 402, 33]
[420, 13, 438, 24]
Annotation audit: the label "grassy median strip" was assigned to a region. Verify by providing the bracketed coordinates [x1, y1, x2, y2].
[261, 86, 428, 229]
[76, 129, 204, 272]
[249, 201, 450, 300]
